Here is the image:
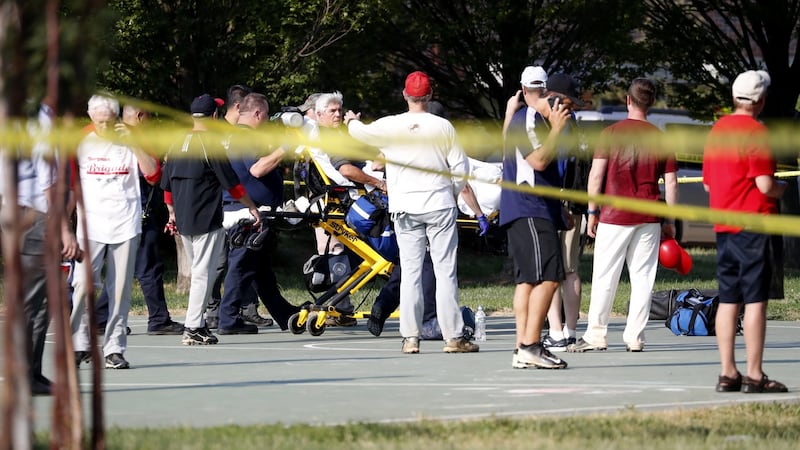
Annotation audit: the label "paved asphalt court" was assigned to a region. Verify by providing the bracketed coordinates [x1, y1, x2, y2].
[8, 315, 800, 430]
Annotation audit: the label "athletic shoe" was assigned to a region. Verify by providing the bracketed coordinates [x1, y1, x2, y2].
[32, 374, 53, 396]
[566, 337, 607, 352]
[217, 323, 259, 335]
[104, 353, 130, 369]
[512, 349, 530, 369]
[566, 336, 577, 346]
[205, 316, 219, 330]
[147, 321, 184, 335]
[75, 350, 91, 367]
[367, 303, 388, 337]
[517, 342, 568, 369]
[402, 336, 420, 354]
[626, 343, 644, 352]
[542, 335, 568, 352]
[182, 327, 219, 345]
[242, 312, 274, 327]
[443, 337, 479, 353]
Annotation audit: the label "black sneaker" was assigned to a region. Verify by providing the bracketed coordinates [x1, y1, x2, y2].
[182, 327, 219, 345]
[75, 350, 91, 367]
[104, 353, 130, 369]
[367, 304, 388, 337]
[31, 375, 53, 396]
[217, 323, 259, 335]
[517, 342, 568, 369]
[147, 321, 184, 335]
[242, 312, 274, 327]
[542, 335, 568, 352]
[205, 317, 219, 330]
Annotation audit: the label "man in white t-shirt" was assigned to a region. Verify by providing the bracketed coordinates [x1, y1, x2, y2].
[71, 94, 160, 369]
[345, 71, 478, 354]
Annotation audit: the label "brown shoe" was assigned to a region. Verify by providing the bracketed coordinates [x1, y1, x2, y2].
[443, 337, 479, 353]
[741, 374, 788, 393]
[715, 371, 742, 392]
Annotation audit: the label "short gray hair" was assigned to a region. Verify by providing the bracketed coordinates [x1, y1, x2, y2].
[315, 91, 343, 114]
[87, 94, 120, 119]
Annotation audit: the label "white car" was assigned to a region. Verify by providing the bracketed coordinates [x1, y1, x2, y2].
[574, 107, 715, 245]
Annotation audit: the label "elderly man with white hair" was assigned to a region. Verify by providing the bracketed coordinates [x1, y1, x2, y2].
[71, 94, 160, 369]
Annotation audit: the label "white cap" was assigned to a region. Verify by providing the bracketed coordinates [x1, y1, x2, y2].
[732, 70, 771, 103]
[520, 66, 547, 88]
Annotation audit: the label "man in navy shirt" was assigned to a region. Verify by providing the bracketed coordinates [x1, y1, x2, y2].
[218, 93, 300, 333]
[500, 71, 582, 369]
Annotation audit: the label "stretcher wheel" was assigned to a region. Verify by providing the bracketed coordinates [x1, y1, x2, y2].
[289, 312, 306, 334]
[306, 312, 326, 336]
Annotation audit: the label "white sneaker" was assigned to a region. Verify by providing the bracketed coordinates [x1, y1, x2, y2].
[512, 349, 533, 369]
[517, 343, 568, 369]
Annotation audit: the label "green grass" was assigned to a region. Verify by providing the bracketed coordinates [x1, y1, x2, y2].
[35, 402, 800, 450]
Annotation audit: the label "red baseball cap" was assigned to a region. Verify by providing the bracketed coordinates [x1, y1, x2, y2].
[405, 71, 432, 97]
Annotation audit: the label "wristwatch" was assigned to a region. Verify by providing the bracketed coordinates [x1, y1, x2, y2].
[586, 209, 600, 216]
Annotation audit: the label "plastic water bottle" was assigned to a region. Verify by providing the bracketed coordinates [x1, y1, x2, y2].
[474, 305, 487, 342]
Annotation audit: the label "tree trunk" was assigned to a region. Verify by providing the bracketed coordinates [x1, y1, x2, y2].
[174, 235, 191, 294]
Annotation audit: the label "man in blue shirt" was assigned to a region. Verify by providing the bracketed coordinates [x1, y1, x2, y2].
[500, 70, 582, 369]
[218, 93, 300, 333]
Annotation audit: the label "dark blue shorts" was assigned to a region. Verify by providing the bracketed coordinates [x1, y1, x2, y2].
[716, 231, 774, 304]
[507, 217, 564, 285]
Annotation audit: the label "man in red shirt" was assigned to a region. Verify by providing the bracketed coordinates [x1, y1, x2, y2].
[702, 70, 788, 394]
[568, 78, 678, 353]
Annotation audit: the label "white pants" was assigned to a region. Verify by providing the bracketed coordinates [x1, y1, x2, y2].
[71, 236, 139, 356]
[582, 222, 660, 347]
[181, 228, 226, 329]
[394, 207, 463, 341]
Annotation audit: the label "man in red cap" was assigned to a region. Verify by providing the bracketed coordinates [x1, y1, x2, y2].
[344, 71, 479, 354]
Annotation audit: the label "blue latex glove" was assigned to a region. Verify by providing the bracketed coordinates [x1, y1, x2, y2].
[477, 215, 489, 236]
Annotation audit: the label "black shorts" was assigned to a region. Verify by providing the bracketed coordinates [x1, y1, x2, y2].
[716, 231, 775, 304]
[506, 217, 564, 285]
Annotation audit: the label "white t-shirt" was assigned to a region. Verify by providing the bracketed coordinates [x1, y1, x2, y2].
[75, 132, 142, 244]
[348, 111, 467, 214]
[0, 107, 56, 213]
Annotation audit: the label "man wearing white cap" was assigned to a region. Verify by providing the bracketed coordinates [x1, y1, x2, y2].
[503, 66, 548, 135]
[499, 67, 575, 369]
[702, 69, 788, 394]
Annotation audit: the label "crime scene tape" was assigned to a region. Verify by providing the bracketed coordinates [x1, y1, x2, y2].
[3, 93, 800, 236]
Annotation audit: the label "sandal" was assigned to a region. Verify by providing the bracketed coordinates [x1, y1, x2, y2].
[741, 374, 788, 394]
[715, 371, 742, 392]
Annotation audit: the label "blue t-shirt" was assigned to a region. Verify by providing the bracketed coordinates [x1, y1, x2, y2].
[499, 107, 566, 228]
[222, 127, 283, 209]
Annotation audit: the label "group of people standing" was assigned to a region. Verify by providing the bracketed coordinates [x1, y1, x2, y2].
[2, 65, 789, 395]
[501, 65, 787, 393]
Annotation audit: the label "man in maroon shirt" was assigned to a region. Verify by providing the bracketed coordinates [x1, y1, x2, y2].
[568, 78, 678, 353]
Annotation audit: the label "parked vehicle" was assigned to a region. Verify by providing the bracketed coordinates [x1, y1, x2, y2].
[574, 107, 715, 246]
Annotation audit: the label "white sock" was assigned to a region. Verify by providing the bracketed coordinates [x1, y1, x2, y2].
[565, 327, 576, 338]
[549, 329, 565, 341]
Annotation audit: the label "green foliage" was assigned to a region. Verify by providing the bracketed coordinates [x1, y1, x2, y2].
[641, 0, 800, 119]
[100, 0, 378, 110]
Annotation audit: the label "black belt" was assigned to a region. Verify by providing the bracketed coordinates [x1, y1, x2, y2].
[222, 200, 240, 206]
